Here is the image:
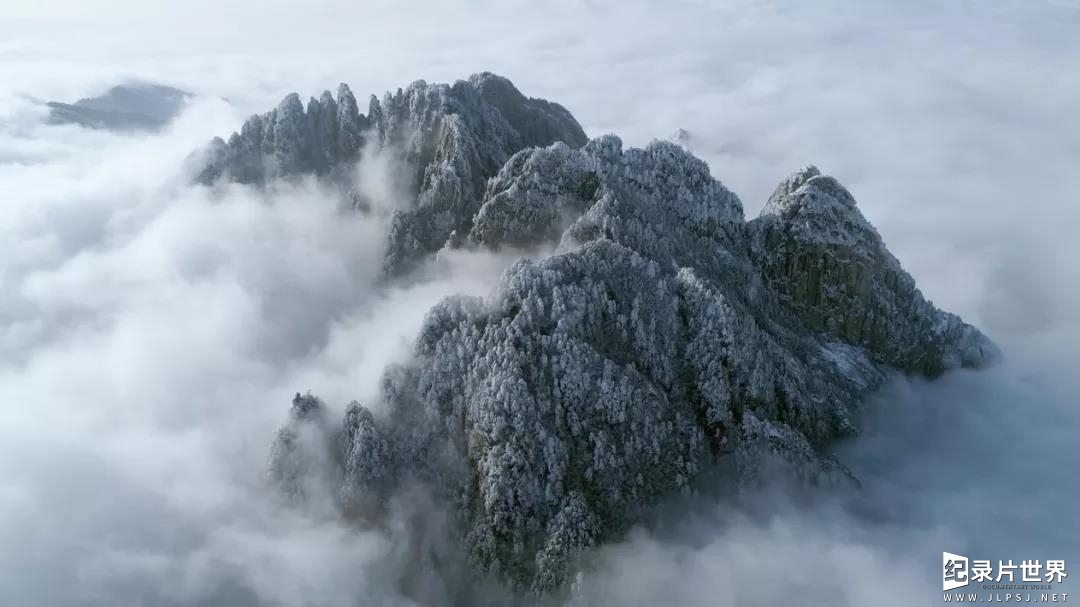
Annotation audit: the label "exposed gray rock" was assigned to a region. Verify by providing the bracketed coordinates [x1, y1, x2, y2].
[339, 401, 393, 517]
[372, 73, 588, 275]
[267, 393, 332, 505]
[267, 125, 996, 593]
[669, 127, 692, 145]
[469, 142, 600, 250]
[750, 165, 997, 375]
[193, 72, 588, 275]
[46, 83, 191, 131]
[193, 83, 372, 185]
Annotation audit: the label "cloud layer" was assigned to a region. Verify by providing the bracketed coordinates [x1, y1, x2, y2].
[0, 1, 1076, 605]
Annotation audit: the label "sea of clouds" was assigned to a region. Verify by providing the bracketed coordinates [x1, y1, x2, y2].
[1, 1, 1077, 605]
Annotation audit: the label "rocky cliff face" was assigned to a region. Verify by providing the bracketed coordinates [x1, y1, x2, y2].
[750, 165, 989, 376]
[214, 74, 996, 594]
[193, 73, 587, 275]
[195, 83, 368, 185]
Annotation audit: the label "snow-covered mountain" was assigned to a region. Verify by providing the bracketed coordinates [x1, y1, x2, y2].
[193, 72, 587, 276]
[195, 73, 996, 594]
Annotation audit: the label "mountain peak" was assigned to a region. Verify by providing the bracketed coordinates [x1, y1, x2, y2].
[192, 72, 587, 274]
[189, 72, 995, 592]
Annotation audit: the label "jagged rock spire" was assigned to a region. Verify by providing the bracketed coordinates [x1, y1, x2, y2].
[336, 83, 363, 162]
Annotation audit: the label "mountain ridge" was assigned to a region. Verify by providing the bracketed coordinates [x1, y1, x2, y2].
[192, 72, 587, 276]
[46, 83, 191, 131]
[194, 72, 997, 596]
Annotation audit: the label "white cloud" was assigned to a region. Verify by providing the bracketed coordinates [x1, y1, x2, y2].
[0, 1, 1076, 605]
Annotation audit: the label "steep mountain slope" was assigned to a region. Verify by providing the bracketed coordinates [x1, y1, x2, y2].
[193, 73, 587, 275]
[198, 73, 995, 594]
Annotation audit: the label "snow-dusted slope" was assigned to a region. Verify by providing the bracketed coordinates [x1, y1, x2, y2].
[193, 73, 587, 275]
[214, 74, 996, 592]
[751, 165, 990, 375]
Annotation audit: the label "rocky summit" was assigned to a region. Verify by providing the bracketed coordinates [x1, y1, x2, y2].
[192, 72, 587, 276]
[197, 73, 996, 595]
